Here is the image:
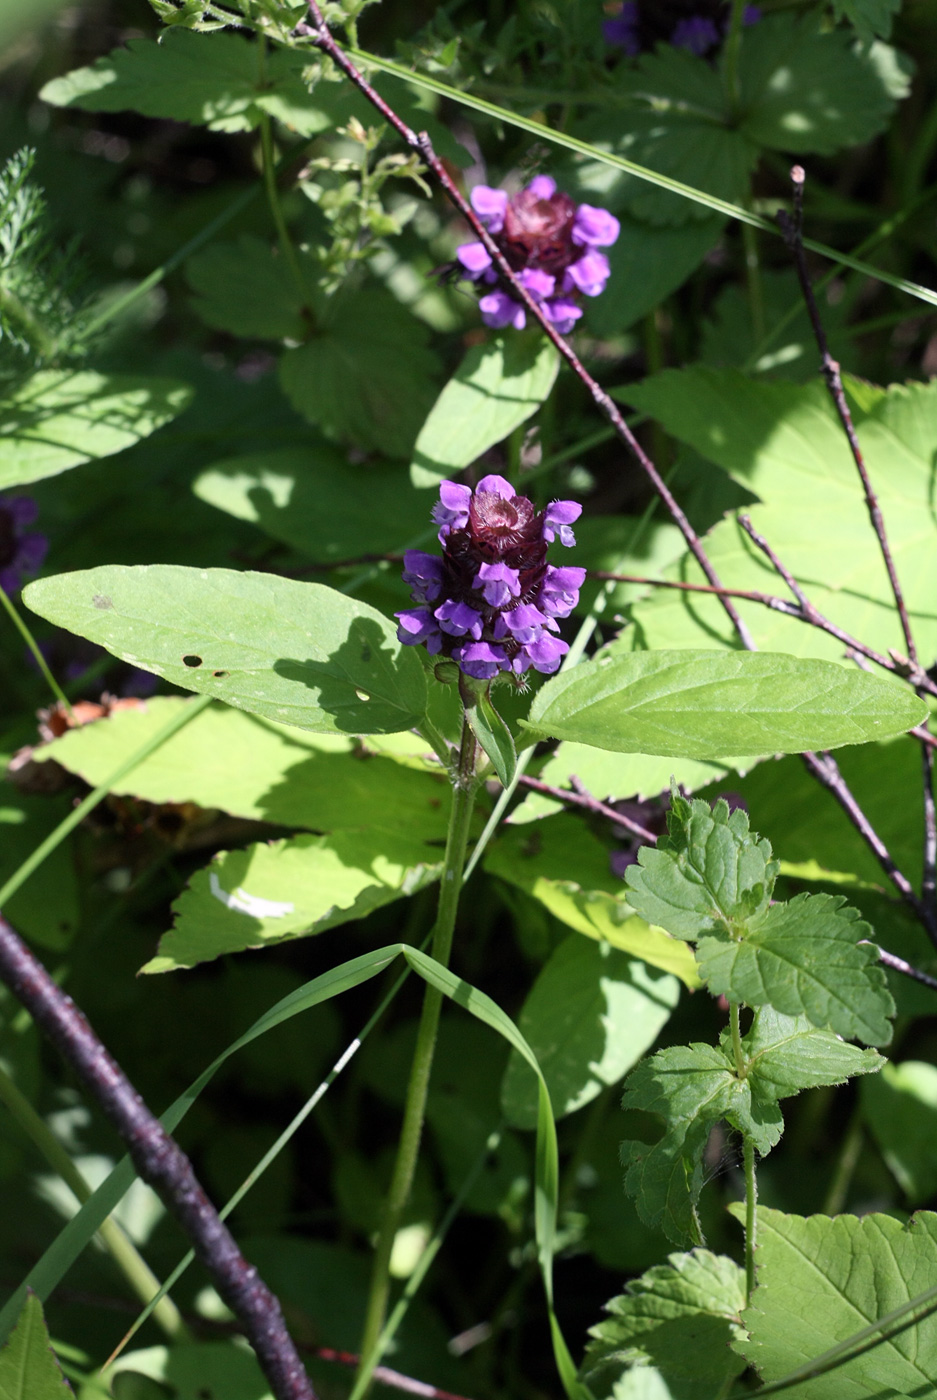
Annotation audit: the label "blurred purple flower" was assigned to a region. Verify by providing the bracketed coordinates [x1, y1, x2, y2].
[0, 495, 47, 594]
[604, 0, 760, 57]
[456, 178, 619, 335]
[397, 475, 586, 681]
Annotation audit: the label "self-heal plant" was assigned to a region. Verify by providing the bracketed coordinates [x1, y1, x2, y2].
[455, 177, 619, 333]
[0, 495, 47, 594]
[396, 473, 586, 680]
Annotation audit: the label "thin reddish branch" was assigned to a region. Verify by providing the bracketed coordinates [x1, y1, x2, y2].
[518, 773, 658, 842]
[779, 166, 919, 666]
[0, 914, 316, 1400]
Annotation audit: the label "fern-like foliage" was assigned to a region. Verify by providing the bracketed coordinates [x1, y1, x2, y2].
[0, 147, 86, 382]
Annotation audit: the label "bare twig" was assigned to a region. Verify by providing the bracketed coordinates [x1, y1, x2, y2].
[779, 166, 918, 666]
[923, 745, 937, 922]
[296, 2, 755, 651]
[518, 774, 658, 843]
[876, 946, 937, 992]
[0, 914, 316, 1400]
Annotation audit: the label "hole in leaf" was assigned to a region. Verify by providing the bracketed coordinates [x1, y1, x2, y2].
[355, 688, 370, 702]
[212, 670, 228, 678]
[182, 655, 203, 668]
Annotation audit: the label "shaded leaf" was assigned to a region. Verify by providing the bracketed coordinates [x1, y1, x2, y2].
[583, 215, 724, 337]
[0, 372, 191, 488]
[734, 1207, 937, 1398]
[410, 332, 558, 487]
[146, 830, 441, 972]
[697, 892, 894, 1046]
[861, 1061, 937, 1202]
[501, 936, 680, 1130]
[0, 1292, 73, 1398]
[186, 235, 317, 340]
[831, 0, 901, 41]
[522, 650, 926, 759]
[583, 1250, 746, 1400]
[23, 567, 427, 736]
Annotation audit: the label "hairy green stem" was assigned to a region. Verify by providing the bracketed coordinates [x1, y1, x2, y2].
[0, 1061, 189, 1341]
[259, 113, 311, 306]
[0, 583, 75, 722]
[743, 1135, 757, 1304]
[354, 715, 479, 1394]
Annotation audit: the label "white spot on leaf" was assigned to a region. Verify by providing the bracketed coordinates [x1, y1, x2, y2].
[209, 872, 294, 918]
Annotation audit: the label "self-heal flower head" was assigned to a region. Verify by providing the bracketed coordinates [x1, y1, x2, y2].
[455, 177, 619, 335]
[604, 0, 760, 57]
[396, 478, 585, 681]
[0, 495, 47, 594]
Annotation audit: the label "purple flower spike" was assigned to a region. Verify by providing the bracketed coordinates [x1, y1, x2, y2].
[454, 176, 619, 336]
[603, 1, 640, 52]
[671, 15, 720, 53]
[0, 494, 48, 595]
[470, 185, 509, 233]
[398, 479, 585, 680]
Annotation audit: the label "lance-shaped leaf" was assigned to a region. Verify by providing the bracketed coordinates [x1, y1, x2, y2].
[410, 332, 558, 488]
[620, 1042, 782, 1245]
[732, 1207, 937, 1397]
[0, 371, 191, 488]
[0, 1292, 73, 1398]
[583, 1250, 747, 1400]
[625, 790, 778, 941]
[521, 650, 927, 760]
[22, 566, 427, 736]
[698, 892, 895, 1046]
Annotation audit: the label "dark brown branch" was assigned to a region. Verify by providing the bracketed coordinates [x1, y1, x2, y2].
[877, 946, 937, 992]
[0, 914, 316, 1400]
[778, 165, 919, 666]
[923, 745, 937, 924]
[518, 774, 658, 843]
[296, 2, 755, 652]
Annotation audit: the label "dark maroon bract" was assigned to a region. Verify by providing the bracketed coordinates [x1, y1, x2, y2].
[396, 476, 586, 681]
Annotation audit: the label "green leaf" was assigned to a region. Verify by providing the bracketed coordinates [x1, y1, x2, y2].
[31, 698, 451, 840]
[186, 235, 317, 340]
[484, 816, 700, 986]
[831, 0, 901, 42]
[39, 29, 339, 135]
[697, 891, 894, 1046]
[742, 1007, 884, 1099]
[146, 830, 441, 972]
[621, 371, 937, 665]
[620, 1042, 781, 1245]
[501, 936, 680, 1130]
[0, 783, 79, 951]
[583, 1250, 747, 1400]
[0, 1292, 73, 1398]
[734, 1207, 937, 1397]
[738, 15, 907, 154]
[582, 215, 724, 337]
[410, 332, 558, 488]
[193, 445, 428, 562]
[625, 790, 778, 942]
[22, 566, 427, 736]
[465, 688, 516, 789]
[521, 650, 926, 759]
[279, 284, 439, 458]
[104, 1341, 272, 1400]
[0, 371, 191, 488]
[861, 1061, 937, 1202]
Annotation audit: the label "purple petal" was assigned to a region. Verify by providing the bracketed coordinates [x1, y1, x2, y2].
[475, 473, 515, 499]
[15, 533, 48, 573]
[435, 599, 484, 638]
[432, 481, 472, 538]
[526, 175, 557, 200]
[453, 640, 507, 680]
[542, 499, 582, 547]
[470, 185, 509, 233]
[743, 6, 761, 23]
[571, 204, 620, 248]
[402, 549, 445, 602]
[671, 16, 720, 53]
[479, 291, 527, 330]
[3, 496, 39, 526]
[518, 267, 556, 300]
[396, 608, 443, 651]
[540, 564, 586, 618]
[563, 251, 611, 298]
[523, 633, 569, 674]
[603, 3, 640, 52]
[498, 603, 551, 643]
[456, 241, 493, 279]
[474, 560, 522, 609]
[0, 566, 20, 593]
[543, 297, 583, 334]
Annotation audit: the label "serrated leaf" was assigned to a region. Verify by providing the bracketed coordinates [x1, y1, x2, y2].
[410, 332, 558, 487]
[583, 1250, 746, 1400]
[861, 1061, 937, 1202]
[39, 29, 336, 135]
[521, 650, 926, 759]
[31, 698, 451, 840]
[697, 892, 894, 1045]
[484, 816, 700, 985]
[0, 1292, 73, 1398]
[742, 1007, 884, 1098]
[279, 285, 439, 458]
[501, 936, 680, 1130]
[620, 1041, 781, 1245]
[0, 372, 192, 488]
[22, 567, 427, 736]
[583, 215, 724, 337]
[831, 0, 901, 42]
[739, 15, 906, 154]
[186, 236, 317, 340]
[145, 830, 441, 972]
[733, 1207, 937, 1397]
[193, 445, 427, 563]
[625, 792, 778, 941]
